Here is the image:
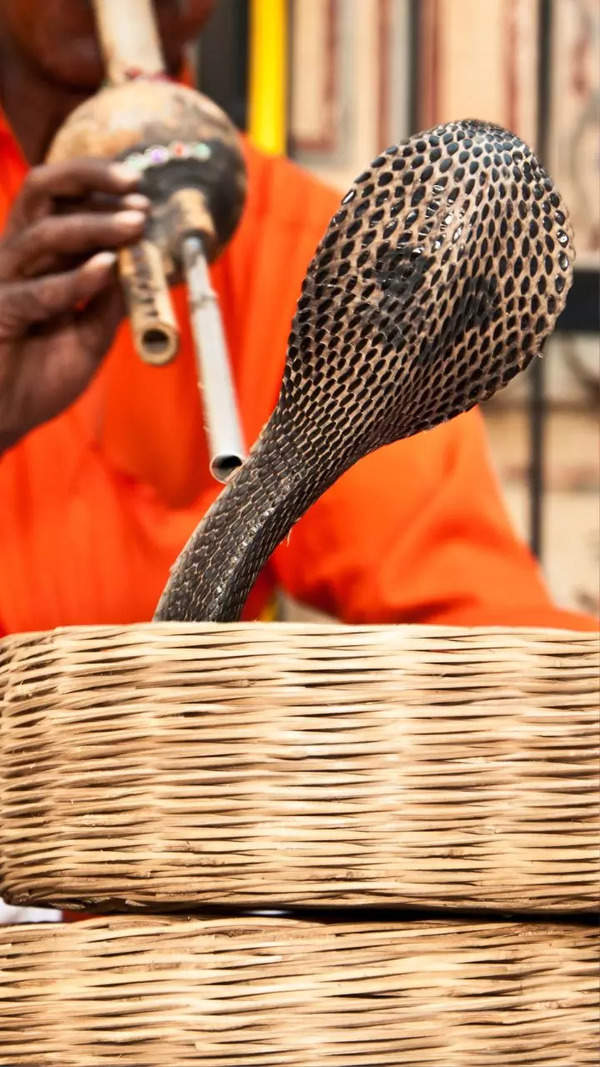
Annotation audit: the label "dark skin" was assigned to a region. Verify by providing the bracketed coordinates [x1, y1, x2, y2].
[0, 0, 216, 452]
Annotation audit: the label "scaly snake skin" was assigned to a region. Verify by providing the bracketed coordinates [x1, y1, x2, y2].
[155, 120, 574, 622]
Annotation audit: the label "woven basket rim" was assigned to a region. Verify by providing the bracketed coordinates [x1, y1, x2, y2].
[2, 620, 599, 645]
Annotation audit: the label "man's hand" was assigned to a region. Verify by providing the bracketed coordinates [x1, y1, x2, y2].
[0, 158, 149, 452]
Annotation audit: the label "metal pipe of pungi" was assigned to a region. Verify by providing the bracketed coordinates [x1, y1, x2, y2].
[182, 235, 245, 481]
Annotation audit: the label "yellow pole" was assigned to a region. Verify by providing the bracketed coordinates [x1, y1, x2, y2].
[249, 0, 287, 619]
[248, 0, 288, 155]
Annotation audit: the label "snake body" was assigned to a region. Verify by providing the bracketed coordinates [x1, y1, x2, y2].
[155, 120, 573, 622]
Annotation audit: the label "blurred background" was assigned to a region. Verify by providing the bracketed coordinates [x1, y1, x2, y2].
[196, 0, 599, 618]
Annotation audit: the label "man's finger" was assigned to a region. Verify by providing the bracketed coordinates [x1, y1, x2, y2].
[54, 191, 152, 217]
[3, 209, 146, 278]
[0, 252, 118, 334]
[11, 160, 140, 225]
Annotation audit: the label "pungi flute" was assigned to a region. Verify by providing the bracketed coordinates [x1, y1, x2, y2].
[48, 0, 247, 481]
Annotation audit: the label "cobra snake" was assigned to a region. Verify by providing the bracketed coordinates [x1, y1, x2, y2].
[155, 119, 573, 622]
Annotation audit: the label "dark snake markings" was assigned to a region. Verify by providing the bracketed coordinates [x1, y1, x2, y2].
[155, 119, 574, 623]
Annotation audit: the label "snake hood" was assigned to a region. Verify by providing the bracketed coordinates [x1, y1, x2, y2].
[156, 119, 574, 623]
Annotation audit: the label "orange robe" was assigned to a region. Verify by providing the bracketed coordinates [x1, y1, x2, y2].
[0, 107, 595, 634]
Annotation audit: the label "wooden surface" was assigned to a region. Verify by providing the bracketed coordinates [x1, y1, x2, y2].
[1, 623, 597, 913]
[0, 915, 597, 1065]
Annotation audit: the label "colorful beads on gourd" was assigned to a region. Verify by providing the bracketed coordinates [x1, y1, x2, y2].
[124, 141, 212, 172]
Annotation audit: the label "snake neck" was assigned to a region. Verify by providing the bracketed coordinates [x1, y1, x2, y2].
[155, 417, 339, 622]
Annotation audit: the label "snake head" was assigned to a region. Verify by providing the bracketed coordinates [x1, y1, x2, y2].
[156, 120, 574, 622]
[282, 119, 573, 464]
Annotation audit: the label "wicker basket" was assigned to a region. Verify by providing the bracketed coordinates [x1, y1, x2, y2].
[0, 914, 597, 1066]
[1, 623, 598, 913]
